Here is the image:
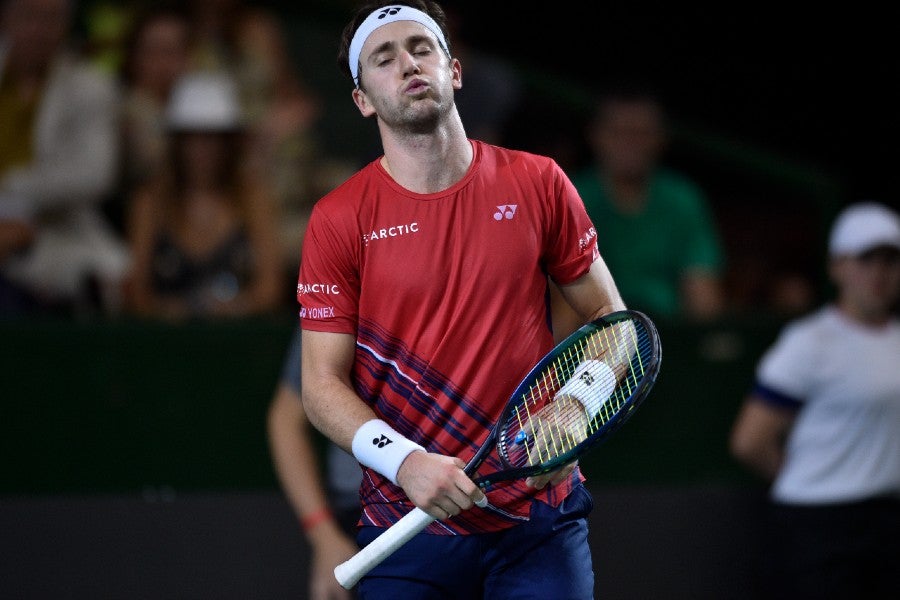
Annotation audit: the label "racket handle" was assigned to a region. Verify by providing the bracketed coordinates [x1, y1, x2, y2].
[334, 507, 435, 589]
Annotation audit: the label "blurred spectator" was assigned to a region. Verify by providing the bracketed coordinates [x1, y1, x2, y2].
[117, 4, 192, 197]
[0, 0, 128, 316]
[570, 85, 726, 321]
[267, 325, 362, 600]
[729, 201, 900, 599]
[186, 0, 352, 281]
[123, 71, 281, 321]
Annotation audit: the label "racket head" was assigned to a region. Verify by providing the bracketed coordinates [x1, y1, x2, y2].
[476, 309, 661, 486]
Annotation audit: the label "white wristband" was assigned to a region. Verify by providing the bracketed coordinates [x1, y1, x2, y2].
[351, 419, 425, 486]
[557, 360, 617, 417]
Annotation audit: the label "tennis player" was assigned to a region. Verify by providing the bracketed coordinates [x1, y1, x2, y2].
[298, 1, 625, 597]
[730, 202, 900, 598]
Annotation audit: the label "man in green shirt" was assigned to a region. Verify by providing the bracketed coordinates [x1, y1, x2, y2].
[571, 87, 725, 321]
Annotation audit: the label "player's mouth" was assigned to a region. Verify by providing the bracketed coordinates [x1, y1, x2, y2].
[404, 78, 429, 95]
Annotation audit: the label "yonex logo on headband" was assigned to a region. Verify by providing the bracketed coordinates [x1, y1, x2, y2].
[377, 7, 402, 18]
[348, 5, 449, 87]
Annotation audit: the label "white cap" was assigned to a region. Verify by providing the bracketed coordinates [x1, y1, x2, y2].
[828, 202, 900, 257]
[165, 71, 243, 132]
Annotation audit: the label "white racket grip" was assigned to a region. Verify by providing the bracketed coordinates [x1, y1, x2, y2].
[334, 507, 435, 589]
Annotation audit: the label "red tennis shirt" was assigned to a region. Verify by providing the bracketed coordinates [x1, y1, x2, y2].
[298, 140, 600, 534]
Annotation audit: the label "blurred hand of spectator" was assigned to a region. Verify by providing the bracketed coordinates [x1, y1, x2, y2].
[0, 219, 33, 261]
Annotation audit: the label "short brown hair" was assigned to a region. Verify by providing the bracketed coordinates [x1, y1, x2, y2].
[337, 0, 452, 87]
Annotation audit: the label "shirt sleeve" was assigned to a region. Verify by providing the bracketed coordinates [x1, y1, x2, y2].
[543, 160, 600, 285]
[297, 203, 360, 334]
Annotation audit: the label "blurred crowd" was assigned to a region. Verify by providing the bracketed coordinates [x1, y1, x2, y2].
[1, 0, 354, 321]
[0, 0, 858, 325]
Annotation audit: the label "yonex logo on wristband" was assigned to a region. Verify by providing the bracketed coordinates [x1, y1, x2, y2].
[580, 371, 595, 386]
[352, 419, 425, 486]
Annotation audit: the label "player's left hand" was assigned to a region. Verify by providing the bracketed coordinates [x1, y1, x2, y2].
[528, 394, 589, 458]
[523, 394, 586, 489]
[525, 460, 578, 490]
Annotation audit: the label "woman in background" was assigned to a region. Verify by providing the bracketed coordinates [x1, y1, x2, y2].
[124, 71, 282, 320]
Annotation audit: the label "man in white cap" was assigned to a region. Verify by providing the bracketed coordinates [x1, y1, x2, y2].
[729, 201, 900, 599]
[297, 1, 625, 596]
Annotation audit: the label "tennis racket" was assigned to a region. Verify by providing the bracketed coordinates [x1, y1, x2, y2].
[334, 309, 661, 589]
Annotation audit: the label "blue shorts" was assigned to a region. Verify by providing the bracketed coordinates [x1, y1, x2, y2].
[356, 484, 595, 599]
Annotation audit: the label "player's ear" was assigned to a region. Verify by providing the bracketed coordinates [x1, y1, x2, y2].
[352, 86, 376, 118]
[451, 57, 462, 90]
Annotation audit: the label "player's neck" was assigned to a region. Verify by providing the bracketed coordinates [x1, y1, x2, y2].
[379, 115, 472, 194]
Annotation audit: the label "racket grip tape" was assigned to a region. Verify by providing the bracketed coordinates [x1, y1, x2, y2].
[334, 507, 435, 589]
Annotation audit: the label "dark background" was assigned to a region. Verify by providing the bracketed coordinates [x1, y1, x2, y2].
[451, 2, 898, 206]
[288, 0, 899, 207]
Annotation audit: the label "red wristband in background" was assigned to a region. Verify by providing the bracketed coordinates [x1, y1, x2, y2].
[301, 507, 333, 532]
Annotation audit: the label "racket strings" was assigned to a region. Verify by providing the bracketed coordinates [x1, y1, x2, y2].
[502, 318, 652, 470]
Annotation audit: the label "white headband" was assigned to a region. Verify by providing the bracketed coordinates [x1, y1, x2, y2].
[348, 5, 449, 87]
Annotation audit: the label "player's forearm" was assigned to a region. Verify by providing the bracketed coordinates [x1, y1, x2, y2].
[301, 329, 376, 451]
[301, 329, 429, 491]
[303, 381, 375, 453]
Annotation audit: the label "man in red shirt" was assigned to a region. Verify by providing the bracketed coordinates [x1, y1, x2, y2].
[298, 1, 625, 596]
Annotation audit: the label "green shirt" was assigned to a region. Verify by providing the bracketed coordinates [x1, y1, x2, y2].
[572, 167, 724, 318]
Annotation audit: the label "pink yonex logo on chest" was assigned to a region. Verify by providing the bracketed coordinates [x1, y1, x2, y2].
[493, 205, 518, 220]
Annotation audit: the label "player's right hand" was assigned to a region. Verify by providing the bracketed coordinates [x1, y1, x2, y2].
[396, 451, 485, 520]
